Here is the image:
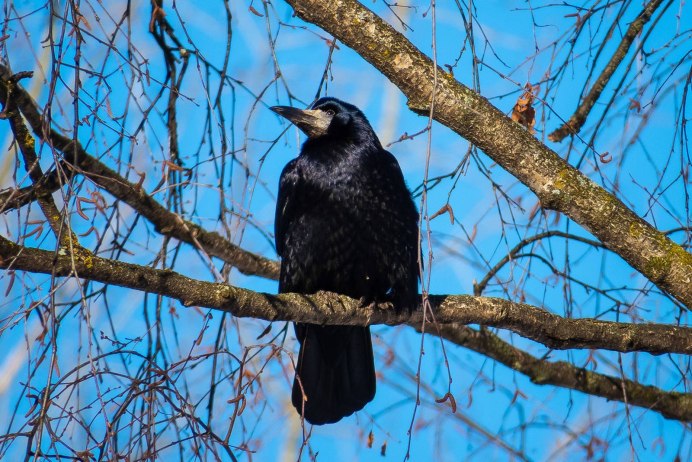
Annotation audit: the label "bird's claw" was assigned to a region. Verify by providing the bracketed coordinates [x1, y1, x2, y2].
[358, 296, 380, 311]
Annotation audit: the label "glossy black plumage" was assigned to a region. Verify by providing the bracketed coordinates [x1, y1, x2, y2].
[273, 97, 419, 425]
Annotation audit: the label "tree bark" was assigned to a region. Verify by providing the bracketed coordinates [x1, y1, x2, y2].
[1, 236, 690, 421]
[1, 236, 688, 355]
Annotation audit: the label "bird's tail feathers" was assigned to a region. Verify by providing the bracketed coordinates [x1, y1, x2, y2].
[291, 324, 375, 425]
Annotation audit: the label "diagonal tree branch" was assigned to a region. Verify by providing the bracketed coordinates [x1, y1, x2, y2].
[548, 0, 667, 142]
[1, 74, 81, 250]
[434, 324, 691, 422]
[0, 65, 279, 281]
[279, 0, 692, 309]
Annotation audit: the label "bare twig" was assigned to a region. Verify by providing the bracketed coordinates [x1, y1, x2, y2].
[549, 0, 668, 142]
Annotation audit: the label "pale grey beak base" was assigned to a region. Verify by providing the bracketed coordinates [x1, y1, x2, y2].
[271, 106, 333, 138]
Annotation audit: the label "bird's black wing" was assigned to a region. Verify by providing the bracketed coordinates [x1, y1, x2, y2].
[371, 149, 420, 310]
[274, 158, 299, 258]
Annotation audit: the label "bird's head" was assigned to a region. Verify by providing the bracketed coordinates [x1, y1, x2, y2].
[270, 97, 373, 140]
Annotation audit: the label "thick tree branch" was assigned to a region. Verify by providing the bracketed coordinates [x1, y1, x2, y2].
[1, 236, 690, 421]
[0, 64, 279, 280]
[280, 0, 692, 309]
[0, 235, 688, 355]
[435, 324, 691, 422]
[548, 0, 666, 142]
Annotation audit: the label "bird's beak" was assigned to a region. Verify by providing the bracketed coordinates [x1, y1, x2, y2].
[270, 106, 332, 138]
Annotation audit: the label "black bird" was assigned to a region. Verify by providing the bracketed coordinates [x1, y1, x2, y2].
[271, 97, 419, 425]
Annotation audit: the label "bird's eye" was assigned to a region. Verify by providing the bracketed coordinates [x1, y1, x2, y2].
[324, 109, 335, 116]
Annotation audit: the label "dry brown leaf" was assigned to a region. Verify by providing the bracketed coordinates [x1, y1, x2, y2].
[430, 203, 454, 224]
[629, 98, 641, 113]
[435, 391, 458, 413]
[248, 5, 263, 16]
[511, 83, 538, 134]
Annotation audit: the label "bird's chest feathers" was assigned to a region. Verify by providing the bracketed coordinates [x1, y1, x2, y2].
[296, 150, 372, 205]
